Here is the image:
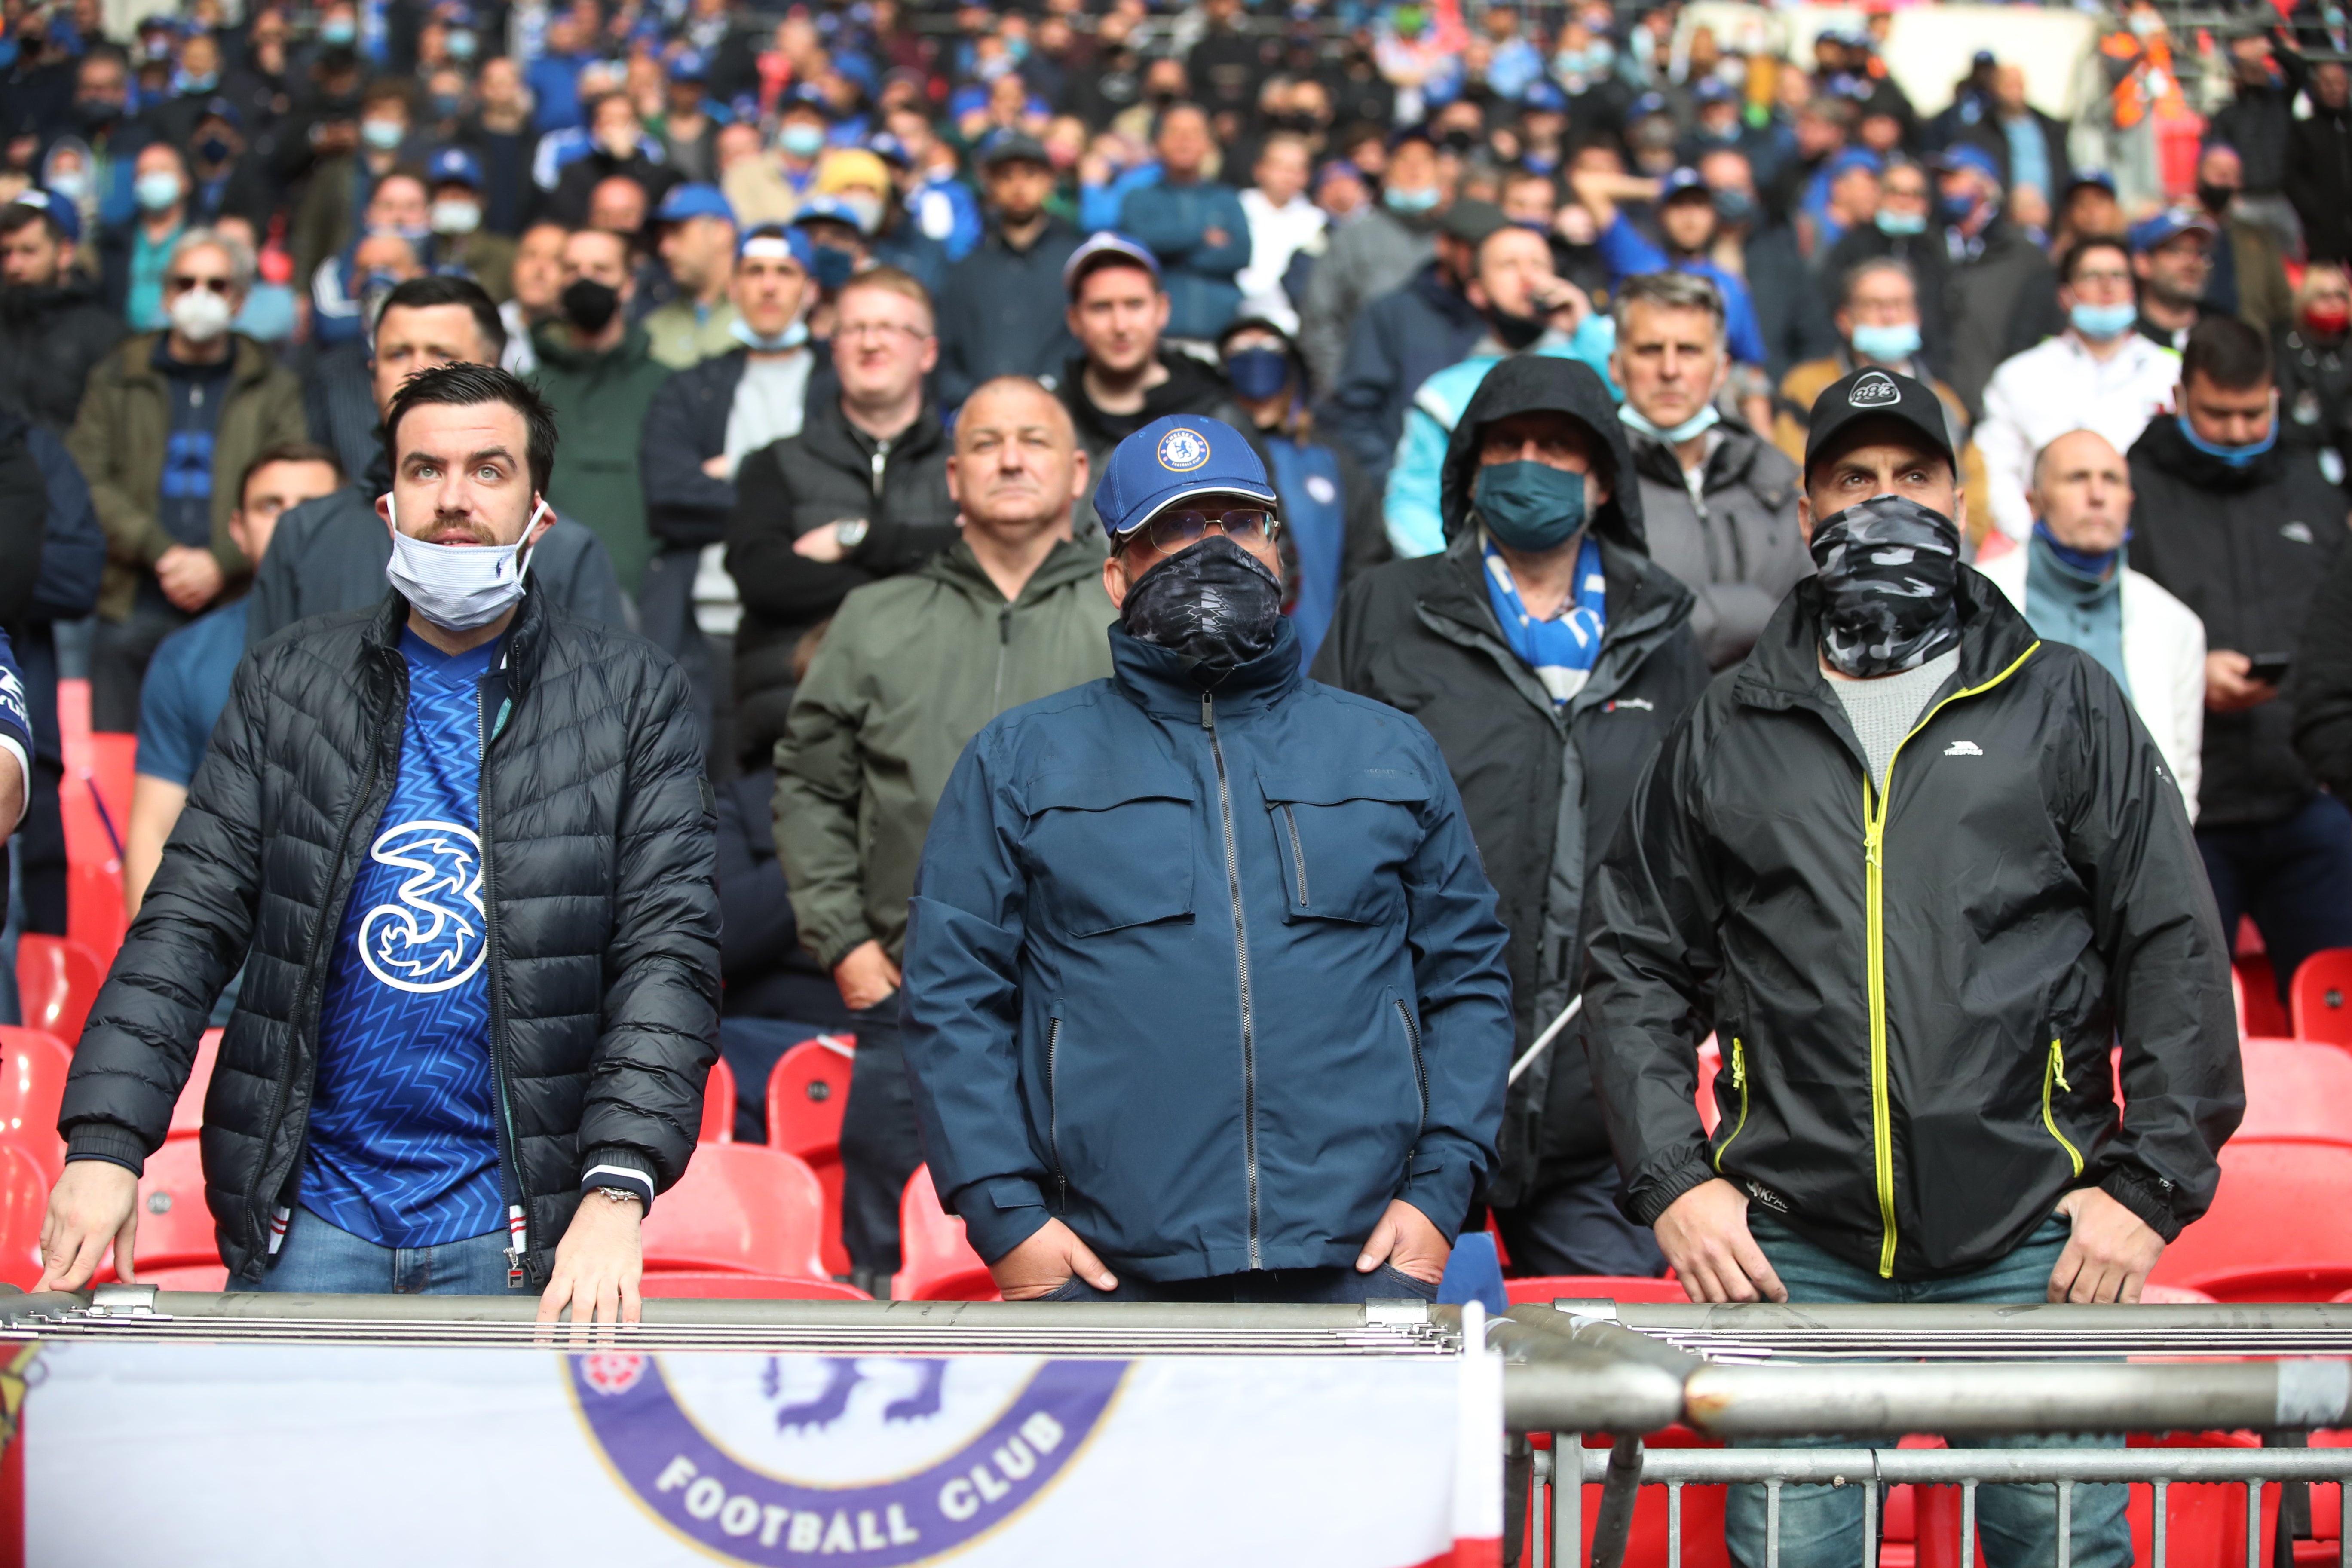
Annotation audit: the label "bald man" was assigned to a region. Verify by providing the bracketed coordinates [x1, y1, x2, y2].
[771, 377, 1116, 1294]
[1973, 428, 2207, 818]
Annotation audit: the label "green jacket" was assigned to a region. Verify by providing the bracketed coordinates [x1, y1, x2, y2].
[67, 332, 307, 623]
[528, 319, 671, 595]
[642, 296, 742, 370]
[774, 536, 1115, 968]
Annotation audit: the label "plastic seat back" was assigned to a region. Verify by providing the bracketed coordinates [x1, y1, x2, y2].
[61, 730, 132, 963]
[2150, 1139, 2352, 1299]
[16, 933, 107, 1048]
[766, 1035, 854, 1276]
[167, 1029, 224, 1140]
[2293, 948, 2352, 1049]
[131, 1136, 222, 1273]
[0, 1143, 52, 1287]
[699, 1056, 736, 1145]
[0, 1027, 73, 1182]
[638, 1143, 827, 1280]
[891, 1164, 999, 1302]
[640, 1271, 870, 1301]
[1504, 1274, 1689, 1307]
[2235, 1037, 2352, 1144]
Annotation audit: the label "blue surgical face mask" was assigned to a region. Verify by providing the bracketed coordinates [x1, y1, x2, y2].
[730, 314, 808, 352]
[1620, 401, 1720, 446]
[1475, 459, 1588, 552]
[1850, 321, 1922, 363]
[447, 28, 477, 59]
[1712, 189, 1757, 227]
[780, 123, 827, 158]
[361, 117, 405, 151]
[1938, 190, 1978, 224]
[1224, 346, 1291, 401]
[2070, 300, 2137, 342]
[133, 170, 182, 212]
[1383, 184, 1440, 215]
[321, 17, 357, 44]
[234, 281, 297, 341]
[1875, 209, 1926, 236]
[2176, 409, 2278, 467]
[808, 243, 856, 291]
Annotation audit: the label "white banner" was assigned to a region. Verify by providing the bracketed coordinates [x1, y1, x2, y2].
[22, 1337, 1501, 1567]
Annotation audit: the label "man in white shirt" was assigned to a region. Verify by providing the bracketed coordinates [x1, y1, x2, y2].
[1976, 238, 2180, 542]
[1235, 133, 1326, 336]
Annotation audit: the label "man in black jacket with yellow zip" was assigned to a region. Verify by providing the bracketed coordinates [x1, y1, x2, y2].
[1586, 367, 2242, 1568]
[39, 364, 718, 1326]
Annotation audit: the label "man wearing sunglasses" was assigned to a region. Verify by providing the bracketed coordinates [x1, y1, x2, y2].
[902, 413, 1513, 1304]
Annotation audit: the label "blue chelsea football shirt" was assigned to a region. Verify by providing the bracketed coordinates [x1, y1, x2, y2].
[301, 630, 506, 1248]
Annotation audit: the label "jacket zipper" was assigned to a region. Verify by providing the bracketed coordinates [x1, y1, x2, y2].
[1396, 999, 1427, 1153]
[993, 606, 1011, 714]
[1713, 1038, 1751, 1172]
[477, 674, 531, 1283]
[1857, 643, 2040, 1277]
[1279, 804, 1307, 906]
[2042, 1037, 2084, 1177]
[870, 438, 888, 500]
[1201, 692, 1260, 1268]
[1046, 1015, 1068, 1212]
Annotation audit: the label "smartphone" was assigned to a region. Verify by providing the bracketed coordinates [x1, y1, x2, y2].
[2249, 654, 2294, 686]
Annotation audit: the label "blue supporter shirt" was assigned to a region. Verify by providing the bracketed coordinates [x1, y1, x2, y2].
[134, 599, 247, 787]
[301, 630, 505, 1248]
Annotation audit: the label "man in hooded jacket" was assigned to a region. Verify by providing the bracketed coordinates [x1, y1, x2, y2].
[1314, 355, 1709, 1275]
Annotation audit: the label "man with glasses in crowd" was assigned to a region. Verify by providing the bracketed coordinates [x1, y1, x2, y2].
[902, 413, 1513, 1304]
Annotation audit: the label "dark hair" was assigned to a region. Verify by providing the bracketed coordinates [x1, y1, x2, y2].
[236, 441, 344, 510]
[360, 77, 413, 114]
[2057, 236, 2129, 285]
[383, 363, 559, 499]
[0, 204, 64, 246]
[2182, 313, 2274, 391]
[375, 273, 507, 360]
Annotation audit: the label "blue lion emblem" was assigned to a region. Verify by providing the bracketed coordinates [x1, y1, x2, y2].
[358, 819, 487, 993]
[763, 1357, 947, 1432]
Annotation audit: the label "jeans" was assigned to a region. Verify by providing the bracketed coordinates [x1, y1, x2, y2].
[91, 597, 190, 732]
[256, 1204, 523, 1295]
[2197, 792, 2352, 1003]
[1722, 1213, 2131, 1568]
[839, 993, 923, 1285]
[1495, 1153, 1669, 1278]
[1042, 1262, 1439, 1305]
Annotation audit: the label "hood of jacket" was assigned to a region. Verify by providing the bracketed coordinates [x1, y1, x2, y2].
[2129, 409, 2288, 495]
[919, 534, 1104, 605]
[1438, 353, 1648, 552]
[1059, 349, 1237, 448]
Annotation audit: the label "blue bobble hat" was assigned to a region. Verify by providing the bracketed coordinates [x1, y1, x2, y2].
[1095, 416, 1278, 544]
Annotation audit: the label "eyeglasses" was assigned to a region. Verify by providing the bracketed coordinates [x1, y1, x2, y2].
[1116, 506, 1281, 556]
[836, 320, 927, 343]
[167, 275, 232, 294]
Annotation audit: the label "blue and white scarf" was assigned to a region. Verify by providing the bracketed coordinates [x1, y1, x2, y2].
[1482, 533, 1607, 705]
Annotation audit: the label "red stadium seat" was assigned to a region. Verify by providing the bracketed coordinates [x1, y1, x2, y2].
[0, 1143, 52, 1288]
[891, 1164, 999, 1302]
[0, 1027, 72, 1182]
[2292, 949, 2352, 1049]
[16, 933, 107, 1048]
[700, 1056, 735, 1144]
[167, 1029, 224, 1140]
[2235, 1038, 2352, 1144]
[2152, 1139, 2352, 1300]
[639, 1143, 827, 1280]
[766, 1035, 854, 1276]
[60, 730, 133, 964]
[1505, 1275, 1690, 1306]
[129, 1136, 221, 1273]
[640, 1271, 870, 1300]
[2238, 957, 2289, 1038]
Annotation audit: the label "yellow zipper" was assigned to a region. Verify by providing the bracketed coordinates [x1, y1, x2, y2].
[1713, 1038, 1750, 1172]
[1857, 642, 2040, 1277]
[2042, 1037, 2084, 1177]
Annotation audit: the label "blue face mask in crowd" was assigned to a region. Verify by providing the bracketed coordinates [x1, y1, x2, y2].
[1383, 184, 1440, 215]
[2069, 300, 2136, 342]
[780, 123, 827, 159]
[1875, 209, 1927, 236]
[196, 135, 233, 166]
[361, 118, 404, 152]
[1938, 190, 1980, 224]
[133, 170, 181, 212]
[1712, 189, 1758, 227]
[731, 315, 808, 352]
[321, 16, 357, 44]
[1475, 460, 1588, 553]
[1850, 321, 1922, 363]
[1620, 401, 1720, 446]
[1224, 347, 1290, 401]
[2176, 410, 2278, 467]
[809, 244, 857, 291]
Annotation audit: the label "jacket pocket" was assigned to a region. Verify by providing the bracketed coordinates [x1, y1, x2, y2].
[1258, 766, 1430, 924]
[1391, 989, 1429, 1154]
[1023, 761, 1197, 936]
[1712, 1033, 1753, 1174]
[2040, 1034, 2085, 1178]
[1046, 1000, 1069, 1213]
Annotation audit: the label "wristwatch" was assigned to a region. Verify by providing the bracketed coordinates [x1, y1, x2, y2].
[834, 518, 870, 549]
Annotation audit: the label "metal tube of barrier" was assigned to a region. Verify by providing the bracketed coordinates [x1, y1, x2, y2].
[1575, 1449, 2352, 1485]
[1587, 1436, 1643, 1568]
[1556, 1433, 1583, 1568]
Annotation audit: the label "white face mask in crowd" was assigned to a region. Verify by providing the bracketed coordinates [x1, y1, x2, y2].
[168, 286, 233, 343]
[383, 493, 549, 631]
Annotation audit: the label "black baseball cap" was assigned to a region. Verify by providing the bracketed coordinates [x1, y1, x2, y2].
[1803, 368, 1956, 478]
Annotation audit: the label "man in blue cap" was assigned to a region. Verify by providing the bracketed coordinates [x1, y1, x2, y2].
[1929, 142, 2062, 417]
[2128, 206, 2217, 353]
[902, 413, 1514, 1303]
[643, 181, 740, 369]
[1568, 163, 1769, 369]
[424, 146, 516, 303]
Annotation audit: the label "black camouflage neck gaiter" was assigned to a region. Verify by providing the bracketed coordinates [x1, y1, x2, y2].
[1808, 494, 1963, 679]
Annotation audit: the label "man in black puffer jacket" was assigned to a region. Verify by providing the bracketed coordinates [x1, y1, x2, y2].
[2128, 316, 2352, 998]
[1313, 355, 1709, 1276]
[40, 365, 717, 1325]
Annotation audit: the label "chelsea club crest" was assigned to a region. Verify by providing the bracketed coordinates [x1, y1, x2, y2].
[1155, 427, 1211, 472]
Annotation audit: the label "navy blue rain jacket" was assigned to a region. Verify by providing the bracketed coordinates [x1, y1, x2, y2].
[901, 617, 1513, 1281]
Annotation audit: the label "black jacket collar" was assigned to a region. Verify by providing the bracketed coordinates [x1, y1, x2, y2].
[1733, 564, 2037, 713]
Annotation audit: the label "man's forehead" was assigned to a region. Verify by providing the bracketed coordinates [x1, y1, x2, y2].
[398, 401, 528, 454]
[379, 302, 485, 350]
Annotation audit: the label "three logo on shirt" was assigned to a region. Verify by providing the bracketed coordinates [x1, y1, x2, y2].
[359, 820, 488, 994]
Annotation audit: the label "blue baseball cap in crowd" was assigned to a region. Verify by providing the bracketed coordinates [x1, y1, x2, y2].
[1930, 144, 2002, 185]
[2064, 168, 2118, 196]
[869, 129, 914, 168]
[2130, 206, 2218, 253]
[784, 81, 836, 119]
[656, 181, 736, 225]
[1625, 90, 1671, 126]
[10, 189, 78, 243]
[1658, 166, 1710, 202]
[426, 145, 482, 189]
[196, 96, 243, 130]
[1825, 148, 1884, 182]
[1062, 230, 1161, 297]
[1693, 77, 1735, 106]
[670, 48, 709, 82]
[738, 223, 815, 270]
[1094, 416, 1278, 545]
[1522, 79, 1568, 113]
[789, 193, 864, 232]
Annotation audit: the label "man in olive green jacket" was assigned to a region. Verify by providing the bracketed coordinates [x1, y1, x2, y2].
[67, 233, 306, 727]
[774, 376, 1114, 1293]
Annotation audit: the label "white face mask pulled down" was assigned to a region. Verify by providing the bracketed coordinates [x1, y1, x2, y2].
[383, 494, 549, 631]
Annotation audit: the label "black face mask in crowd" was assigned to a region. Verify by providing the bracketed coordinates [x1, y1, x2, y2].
[1487, 304, 1549, 352]
[560, 277, 620, 335]
[1808, 493, 1963, 678]
[1119, 535, 1283, 682]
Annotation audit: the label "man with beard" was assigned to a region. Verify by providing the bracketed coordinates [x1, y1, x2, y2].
[1586, 365, 2239, 1568]
[937, 132, 1083, 408]
[901, 413, 1512, 1303]
[0, 191, 122, 432]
